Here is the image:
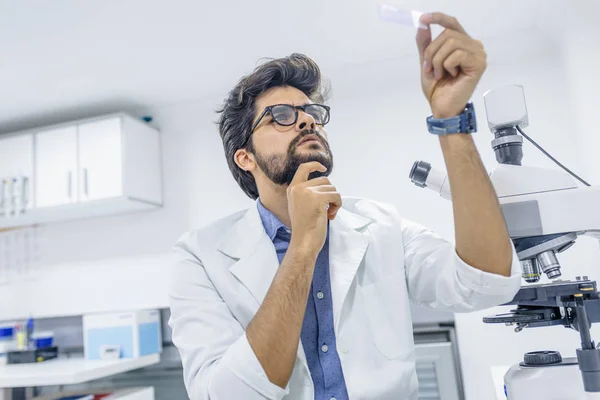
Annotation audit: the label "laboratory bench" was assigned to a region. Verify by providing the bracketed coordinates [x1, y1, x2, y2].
[0, 354, 160, 388]
[2, 308, 462, 400]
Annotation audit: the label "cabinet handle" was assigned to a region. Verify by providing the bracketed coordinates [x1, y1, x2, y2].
[67, 171, 72, 198]
[83, 168, 89, 197]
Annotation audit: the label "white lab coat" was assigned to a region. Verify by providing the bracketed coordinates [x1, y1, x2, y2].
[169, 197, 521, 400]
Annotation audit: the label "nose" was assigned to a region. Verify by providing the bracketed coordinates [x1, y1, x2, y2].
[295, 109, 316, 131]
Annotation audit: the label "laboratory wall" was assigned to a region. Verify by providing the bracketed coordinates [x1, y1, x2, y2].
[2, 18, 596, 399]
[562, 2, 600, 184]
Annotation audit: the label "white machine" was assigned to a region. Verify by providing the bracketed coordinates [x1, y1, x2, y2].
[409, 85, 600, 399]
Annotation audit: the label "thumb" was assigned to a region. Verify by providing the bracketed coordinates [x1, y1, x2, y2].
[415, 25, 432, 67]
[328, 204, 340, 220]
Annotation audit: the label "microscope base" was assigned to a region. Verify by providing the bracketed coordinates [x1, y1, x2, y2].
[505, 361, 600, 400]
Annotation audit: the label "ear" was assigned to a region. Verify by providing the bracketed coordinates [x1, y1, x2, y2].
[234, 148, 256, 172]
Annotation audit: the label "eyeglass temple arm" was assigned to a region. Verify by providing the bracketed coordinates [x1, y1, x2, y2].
[250, 107, 271, 133]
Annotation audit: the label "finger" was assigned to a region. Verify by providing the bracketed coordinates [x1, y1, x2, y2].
[323, 192, 342, 220]
[420, 12, 467, 35]
[423, 29, 461, 74]
[442, 49, 469, 77]
[310, 185, 337, 193]
[302, 176, 331, 187]
[415, 25, 432, 70]
[290, 162, 327, 185]
[431, 37, 471, 79]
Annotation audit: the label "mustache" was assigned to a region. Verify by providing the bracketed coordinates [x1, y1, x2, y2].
[288, 129, 327, 152]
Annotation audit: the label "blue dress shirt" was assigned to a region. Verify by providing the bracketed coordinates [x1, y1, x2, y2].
[257, 200, 349, 400]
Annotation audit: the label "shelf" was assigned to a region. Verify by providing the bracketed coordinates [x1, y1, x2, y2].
[32, 387, 155, 400]
[0, 353, 160, 388]
[0, 196, 160, 230]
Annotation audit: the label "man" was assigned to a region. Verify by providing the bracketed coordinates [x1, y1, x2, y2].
[169, 12, 521, 400]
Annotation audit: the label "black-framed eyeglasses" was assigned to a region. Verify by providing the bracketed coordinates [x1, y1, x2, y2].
[250, 103, 331, 134]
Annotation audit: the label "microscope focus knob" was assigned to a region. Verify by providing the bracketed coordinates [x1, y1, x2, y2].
[524, 350, 563, 366]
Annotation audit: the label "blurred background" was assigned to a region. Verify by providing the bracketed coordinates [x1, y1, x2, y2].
[0, 0, 599, 399]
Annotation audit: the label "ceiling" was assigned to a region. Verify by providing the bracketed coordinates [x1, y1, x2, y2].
[0, 0, 566, 132]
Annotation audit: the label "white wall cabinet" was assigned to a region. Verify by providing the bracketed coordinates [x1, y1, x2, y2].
[78, 117, 123, 202]
[0, 134, 34, 212]
[35, 126, 78, 208]
[0, 114, 162, 229]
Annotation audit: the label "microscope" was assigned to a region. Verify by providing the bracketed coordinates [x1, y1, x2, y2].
[409, 85, 600, 399]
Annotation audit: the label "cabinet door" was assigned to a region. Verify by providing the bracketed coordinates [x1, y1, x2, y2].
[77, 118, 123, 201]
[35, 126, 78, 208]
[0, 134, 34, 210]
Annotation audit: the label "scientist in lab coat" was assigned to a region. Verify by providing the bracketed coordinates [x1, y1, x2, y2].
[169, 12, 521, 400]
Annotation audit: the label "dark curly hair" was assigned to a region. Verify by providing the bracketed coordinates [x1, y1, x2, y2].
[216, 53, 328, 199]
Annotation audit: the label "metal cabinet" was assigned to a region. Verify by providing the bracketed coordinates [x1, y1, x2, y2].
[414, 325, 464, 400]
[416, 342, 462, 400]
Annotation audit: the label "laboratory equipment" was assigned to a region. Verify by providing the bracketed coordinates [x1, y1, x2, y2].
[12, 175, 29, 216]
[83, 309, 162, 360]
[27, 316, 34, 347]
[0, 175, 30, 218]
[6, 317, 58, 364]
[0, 324, 16, 365]
[409, 85, 600, 399]
[99, 344, 121, 361]
[0, 178, 5, 217]
[15, 323, 28, 351]
[2, 178, 14, 217]
[31, 331, 54, 349]
[7, 345, 58, 364]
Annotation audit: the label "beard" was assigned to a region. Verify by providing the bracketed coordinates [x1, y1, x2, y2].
[252, 129, 334, 186]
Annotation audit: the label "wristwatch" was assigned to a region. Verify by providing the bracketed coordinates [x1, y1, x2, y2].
[426, 102, 477, 135]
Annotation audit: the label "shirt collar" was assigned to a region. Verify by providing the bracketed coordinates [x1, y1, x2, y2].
[256, 199, 290, 241]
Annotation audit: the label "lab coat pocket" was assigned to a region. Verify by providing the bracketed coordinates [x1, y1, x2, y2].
[360, 272, 413, 360]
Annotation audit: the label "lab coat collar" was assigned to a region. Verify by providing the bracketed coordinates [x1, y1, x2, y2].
[217, 201, 372, 261]
[219, 204, 373, 303]
[219, 202, 372, 369]
[217, 203, 266, 260]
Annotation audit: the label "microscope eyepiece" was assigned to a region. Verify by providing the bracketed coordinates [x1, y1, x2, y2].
[409, 161, 431, 188]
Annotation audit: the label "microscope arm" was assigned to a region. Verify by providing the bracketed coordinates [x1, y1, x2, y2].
[499, 186, 600, 239]
[410, 161, 600, 240]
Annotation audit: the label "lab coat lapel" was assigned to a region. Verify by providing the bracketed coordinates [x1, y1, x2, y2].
[219, 205, 279, 308]
[218, 204, 309, 368]
[329, 208, 372, 332]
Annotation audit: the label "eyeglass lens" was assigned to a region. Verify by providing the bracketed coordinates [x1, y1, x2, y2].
[271, 105, 329, 126]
